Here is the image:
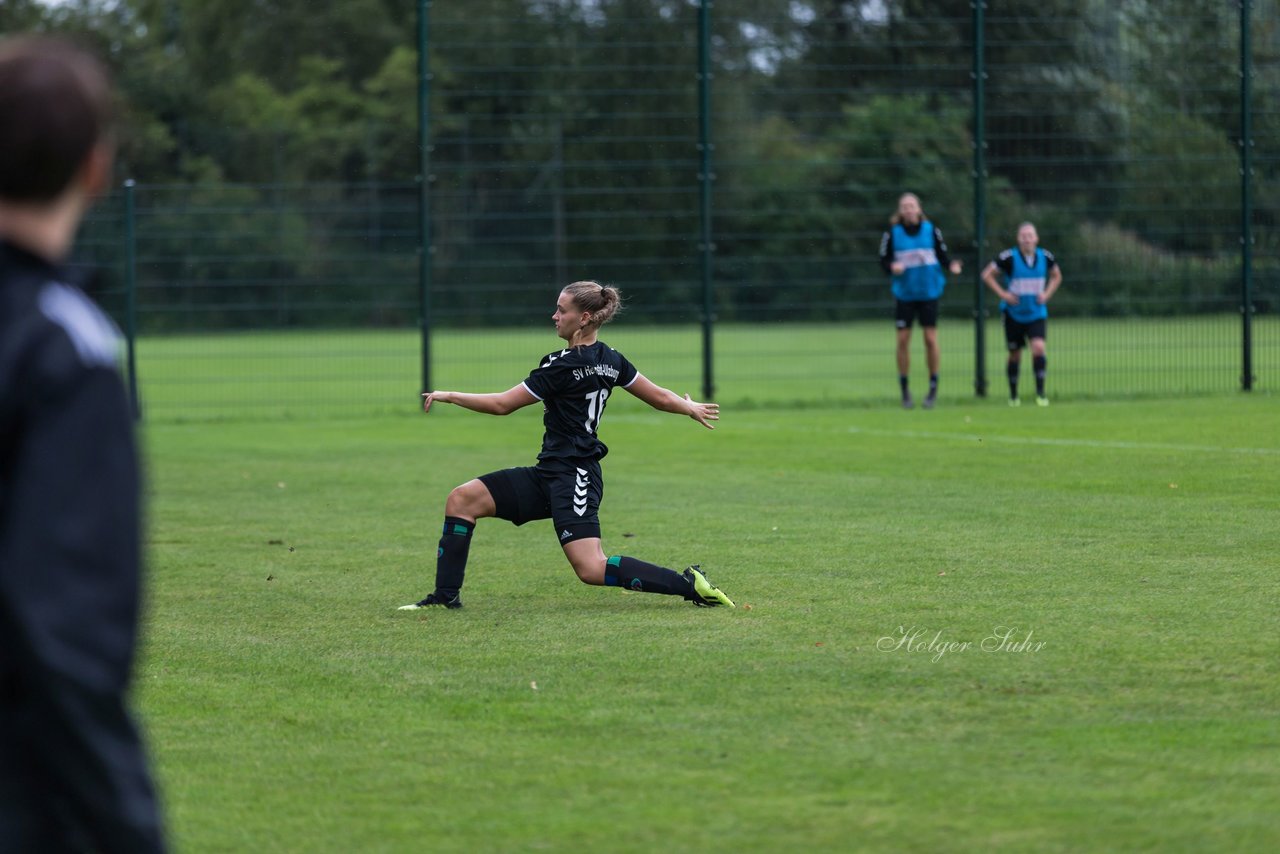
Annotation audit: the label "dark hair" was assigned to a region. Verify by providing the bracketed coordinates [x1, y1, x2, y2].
[0, 36, 115, 203]
[563, 280, 624, 329]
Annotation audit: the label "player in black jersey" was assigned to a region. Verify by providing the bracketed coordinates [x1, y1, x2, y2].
[399, 280, 734, 610]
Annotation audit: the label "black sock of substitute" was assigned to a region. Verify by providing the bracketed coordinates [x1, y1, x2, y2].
[604, 556, 694, 597]
[1033, 355, 1047, 396]
[898, 374, 910, 398]
[434, 516, 474, 597]
[1007, 360, 1020, 398]
[927, 374, 939, 398]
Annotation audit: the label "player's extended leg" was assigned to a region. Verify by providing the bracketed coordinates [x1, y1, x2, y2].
[561, 538, 735, 607]
[1030, 337, 1048, 405]
[398, 478, 496, 610]
[922, 325, 940, 408]
[896, 326, 914, 408]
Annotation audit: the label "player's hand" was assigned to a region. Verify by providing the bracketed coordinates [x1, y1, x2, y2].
[1036, 294, 1049, 305]
[421, 391, 451, 413]
[890, 262, 906, 276]
[1002, 291, 1018, 304]
[685, 393, 719, 430]
[949, 260, 963, 275]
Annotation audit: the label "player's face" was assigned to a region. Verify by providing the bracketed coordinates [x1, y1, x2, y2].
[553, 291, 586, 341]
[898, 194, 922, 225]
[1017, 225, 1039, 253]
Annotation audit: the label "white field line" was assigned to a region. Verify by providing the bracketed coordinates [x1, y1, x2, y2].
[845, 426, 1280, 457]
[606, 413, 1280, 457]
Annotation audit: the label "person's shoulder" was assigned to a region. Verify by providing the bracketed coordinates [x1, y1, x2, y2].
[536, 347, 572, 369]
[998, 248, 1015, 261]
[1042, 248, 1057, 264]
[36, 281, 121, 370]
[594, 340, 629, 360]
[1, 278, 121, 404]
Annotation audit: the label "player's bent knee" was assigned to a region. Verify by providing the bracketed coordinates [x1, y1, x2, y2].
[445, 480, 493, 519]
[570, 557, 606, 586]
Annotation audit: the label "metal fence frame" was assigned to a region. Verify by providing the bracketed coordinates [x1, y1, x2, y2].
[95, 1, 1272, 416]
[408, 0, 1262, 399]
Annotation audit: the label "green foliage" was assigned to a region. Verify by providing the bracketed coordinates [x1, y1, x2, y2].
[206, 58, 378, 182]
[1118, 106, 1240, 254]
[831, 95, 978, 239]
[0, 0, 51, 33]
[1068, 224, 1243, 315]
[715, 114, 849, 318]
[16, 1, 1278, 326]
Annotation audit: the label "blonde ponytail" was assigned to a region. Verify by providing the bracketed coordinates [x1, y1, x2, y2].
[563, 280, 624, 329]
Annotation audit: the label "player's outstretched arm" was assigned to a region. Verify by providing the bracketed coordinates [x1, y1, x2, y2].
[423, 384, 538, 416]
[624, 374, 719, 429]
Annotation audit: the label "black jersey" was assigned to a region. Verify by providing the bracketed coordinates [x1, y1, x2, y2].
[520, 340, 639, 462]
[0, 240, 165, 852]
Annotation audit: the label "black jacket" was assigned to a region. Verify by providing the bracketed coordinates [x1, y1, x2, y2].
[0, 240, 164, 853]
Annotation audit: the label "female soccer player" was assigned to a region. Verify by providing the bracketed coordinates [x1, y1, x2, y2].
[878, 192, 963, 409]
[981, 221, 1062, 406]
[399, 280, 735, 610]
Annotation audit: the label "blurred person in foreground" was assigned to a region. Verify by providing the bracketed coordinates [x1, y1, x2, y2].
[878, 192, 963, 409]
[0, 35, 166, 853]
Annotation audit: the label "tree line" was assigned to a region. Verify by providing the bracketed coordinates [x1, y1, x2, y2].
[5, 0, 1276, 328]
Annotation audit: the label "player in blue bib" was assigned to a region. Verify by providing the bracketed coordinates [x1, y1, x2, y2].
[878, 193, 962, 409]
[399, 280, 735, 611]
[981, 222, 1063, 406]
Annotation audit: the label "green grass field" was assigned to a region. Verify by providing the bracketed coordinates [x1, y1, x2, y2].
[133, 315, 1276, 420]
[138, 389, 1280, 852]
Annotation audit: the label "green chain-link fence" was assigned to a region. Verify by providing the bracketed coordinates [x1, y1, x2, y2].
[73, 1, 1279, 420]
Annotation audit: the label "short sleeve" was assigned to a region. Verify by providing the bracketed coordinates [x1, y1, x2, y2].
[616, 352, 639, 388]
[993, 249, 1014, 275]
[521, 350, 571, 401]
[1043, 249, 1058, 271]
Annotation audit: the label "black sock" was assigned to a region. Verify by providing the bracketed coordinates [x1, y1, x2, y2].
[898, 374, 910, 398]
[605, 556, 694, 598]
[434, 516, 475, 596]
[927, 374, 938, 398]
[1033, 355, 1047, 396]
[1007, 360, 1020, 398]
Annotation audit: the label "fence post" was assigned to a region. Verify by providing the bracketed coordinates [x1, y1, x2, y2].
[417, 0, 433, 396]
[123, 179, 140, 420]
[1240, 0, 1255, 391]
[972, 1, 988, 398]
[698, 0, 716, 401]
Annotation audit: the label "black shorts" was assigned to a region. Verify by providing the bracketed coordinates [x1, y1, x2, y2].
[895, 299, 939, 329]
[478, 459, 604, 544]
[1004, 315, 1047, 350]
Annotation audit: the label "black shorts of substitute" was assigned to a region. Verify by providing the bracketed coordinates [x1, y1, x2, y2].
[895, 299, 940, 329]
[478, 459, 604, 543]
[1004, 315, 1047, 350]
